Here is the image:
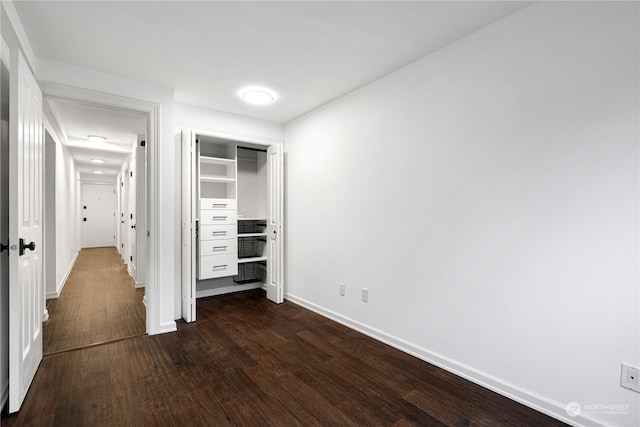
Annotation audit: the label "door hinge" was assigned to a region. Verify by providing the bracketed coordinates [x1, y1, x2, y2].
[121, 243, 124, 248]
[0, 241, 8, 255]
[130, 256, 133, 262]
[130, 213, 133, 219]
[130, 171, 133, 177]
[140, 140, 146, 147]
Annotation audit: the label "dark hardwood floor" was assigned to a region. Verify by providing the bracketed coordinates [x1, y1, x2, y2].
[3, 288, 567, 426]
[43, 247, 146, 355]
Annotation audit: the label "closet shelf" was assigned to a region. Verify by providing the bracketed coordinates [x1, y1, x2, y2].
[200, 156, 235, 166]
[238, 218, 267, 221]
[201, 176, 236, 183]
[238, 256, 267, 263]
[238, 233, 267, 237]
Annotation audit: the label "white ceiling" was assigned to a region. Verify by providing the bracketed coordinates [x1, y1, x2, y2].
[15, 1, 531, 124]
[47, 98, 146, 182]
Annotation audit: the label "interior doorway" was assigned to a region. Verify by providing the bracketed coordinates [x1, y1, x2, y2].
[42, 98, 149, 355]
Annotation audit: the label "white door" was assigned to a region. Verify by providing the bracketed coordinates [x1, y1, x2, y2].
[181, 131, 196, 321]
[135, 136, 147, 287]
[8, 51, 43, 413]
[82, 183, 115, 248]
[128, 153, 137, 279]
[266, 144, 284, 303]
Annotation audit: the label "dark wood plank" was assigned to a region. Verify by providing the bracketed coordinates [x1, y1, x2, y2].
[2, 289, 568, 427]
[42, 247, 145, 355]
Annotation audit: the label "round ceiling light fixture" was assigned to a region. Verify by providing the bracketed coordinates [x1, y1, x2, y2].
[91, 158, 105, 164]
[239, 87, 277, 105]
[87, 135, 107, 143]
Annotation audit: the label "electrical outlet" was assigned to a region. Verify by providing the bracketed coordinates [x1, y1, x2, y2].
[361, 288, 368, 303]
[339, 283, 345, 296]
[621, 363, 640, 392]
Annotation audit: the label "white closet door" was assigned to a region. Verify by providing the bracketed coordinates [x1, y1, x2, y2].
[8, 50, 43, 413]
[181, 131, 196, 322]
[266, 144, 284, 303]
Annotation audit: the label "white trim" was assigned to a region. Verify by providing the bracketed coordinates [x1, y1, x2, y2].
[196, 282, 262, 299]
[134, 281, 145, 289]
[191, 127, 282, 147]
[37, 81, 163, 335]
[159, 321, 177, 334]
[46, 249, 79, 299]
[285, 293, 604, 427]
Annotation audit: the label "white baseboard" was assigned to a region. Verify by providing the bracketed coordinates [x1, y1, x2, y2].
[135, 281, 145, 289]
[159, 321, 177, 334]
[47, 249, 79, 299]
[285, 293, 603, 427]
[196, 282, 261, 299]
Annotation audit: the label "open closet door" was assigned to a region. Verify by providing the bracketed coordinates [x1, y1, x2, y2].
[8, 51, 43, 413]
[181, 131, 196, 322]
[266, 144, 284, 303]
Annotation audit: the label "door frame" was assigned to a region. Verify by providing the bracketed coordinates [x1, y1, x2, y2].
[39, 82, 159, 334]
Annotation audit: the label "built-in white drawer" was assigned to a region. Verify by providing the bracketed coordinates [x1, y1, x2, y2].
[199, 238, 237, 257]
[200, 224, 237, 241]
[200, 209, 236, 225]
[199, 254, 238, 279]
[201, 198, 237, 210]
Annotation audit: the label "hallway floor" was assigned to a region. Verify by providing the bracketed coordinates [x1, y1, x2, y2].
[43, 247, 146, 355]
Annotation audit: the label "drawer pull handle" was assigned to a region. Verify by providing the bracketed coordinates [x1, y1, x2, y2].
[212, 204, 227, 208]
[212, 246, 227, 251]
[212, 216, 227, 220]
[212, 265, 227, 270]
[212, 231, 227, 236]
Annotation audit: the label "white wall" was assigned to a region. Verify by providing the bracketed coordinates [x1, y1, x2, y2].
[284, 3, 639, 426]
[53, 140, 80, 297]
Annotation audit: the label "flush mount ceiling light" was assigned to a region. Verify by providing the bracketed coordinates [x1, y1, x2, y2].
[91, 159, 105, 164]
[239, 87, 277, 105]
[92, 170, 103, 174]
[87, 135, 106, 143]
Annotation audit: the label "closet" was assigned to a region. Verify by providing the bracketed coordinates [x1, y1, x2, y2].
[181, 130, 283, 322]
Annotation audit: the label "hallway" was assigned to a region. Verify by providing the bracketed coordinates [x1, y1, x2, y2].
[43, 247, 146, 355]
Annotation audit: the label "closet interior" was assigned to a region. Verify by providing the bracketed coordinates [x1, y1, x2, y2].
[182, 129, 283, 322]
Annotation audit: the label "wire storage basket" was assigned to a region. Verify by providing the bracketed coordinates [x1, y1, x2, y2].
[234, 262, 266, 284]
[238, 236, 266, 259]
[238, 220, 267, 234]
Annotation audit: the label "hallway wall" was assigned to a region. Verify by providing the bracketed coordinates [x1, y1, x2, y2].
[52, 138, 81, 297]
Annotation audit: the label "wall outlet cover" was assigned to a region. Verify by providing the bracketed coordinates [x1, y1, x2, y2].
[361, 288, 368, 302]
[339, 283, 345, 296]
[621, 363, 640, 392]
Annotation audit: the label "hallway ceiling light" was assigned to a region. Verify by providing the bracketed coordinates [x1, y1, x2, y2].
[92, 170, 104, 174]
[87, 135, 107, 143]
[91, 158, 105, 163]
[239, 87, 277, 105]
